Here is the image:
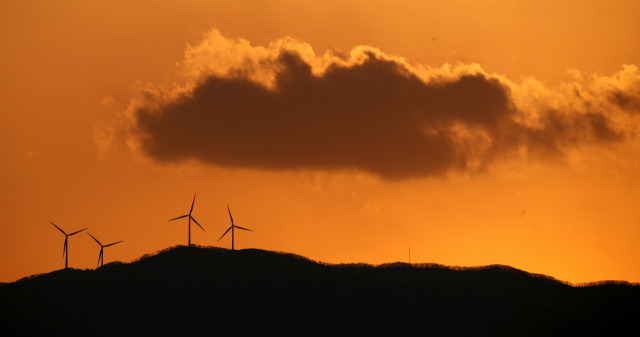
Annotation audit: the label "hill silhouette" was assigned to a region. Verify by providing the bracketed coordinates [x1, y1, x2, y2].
[1, 246, 638, 336]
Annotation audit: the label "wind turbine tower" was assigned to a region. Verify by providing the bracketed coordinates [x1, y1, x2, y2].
[218, 205, 253, 250]
[169, 194, 205, 246]
[49, 221, 87, 269]
[86, 232, 123, 267]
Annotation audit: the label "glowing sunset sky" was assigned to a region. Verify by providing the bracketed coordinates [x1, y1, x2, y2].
[1, 0, 639, 284]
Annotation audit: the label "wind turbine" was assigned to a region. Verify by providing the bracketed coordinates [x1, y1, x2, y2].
[86, 232, 123, 268]
[169, 194, 205, 246]
[218, 205, 253, 250]
[49, 221, 87, 269]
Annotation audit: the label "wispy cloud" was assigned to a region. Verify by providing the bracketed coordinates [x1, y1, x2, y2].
[93, 121, 115, 161]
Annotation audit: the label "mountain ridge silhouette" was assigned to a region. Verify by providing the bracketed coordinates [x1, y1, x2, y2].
[1, 245, 638, 336]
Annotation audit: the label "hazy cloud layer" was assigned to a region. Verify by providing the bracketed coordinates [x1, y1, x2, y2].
[125, 30, 640, 179]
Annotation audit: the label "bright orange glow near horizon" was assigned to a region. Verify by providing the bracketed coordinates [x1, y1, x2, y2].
[1, 0, 640, 284]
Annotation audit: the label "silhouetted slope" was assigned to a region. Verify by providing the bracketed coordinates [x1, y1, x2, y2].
[1, 246, 638, 336]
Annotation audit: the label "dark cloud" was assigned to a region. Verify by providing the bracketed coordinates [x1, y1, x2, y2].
[611, 89, 640, 113]
[129, 48, 637, 179]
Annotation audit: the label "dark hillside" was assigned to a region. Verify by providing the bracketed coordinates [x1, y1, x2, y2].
[1, 246, 638, 336]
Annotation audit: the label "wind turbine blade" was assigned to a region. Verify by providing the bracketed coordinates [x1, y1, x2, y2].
[218, 227, 232, 242]
[63, 237, 67, 257]
[234, 226, 254, 232]
[191, 216, 205, 232]
[105, 240, 124, 247]
[50, 221, 66, 235]
[169, 215, 188, 221]
[190, 194, 196, 215]
[69, 228, 88, 236]
[227, 205, 234, 226]
[97, 249, 103, 268]
[86, 232, 102, 246]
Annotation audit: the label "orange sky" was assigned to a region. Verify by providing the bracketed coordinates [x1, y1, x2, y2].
[1, 0, 640, 284]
